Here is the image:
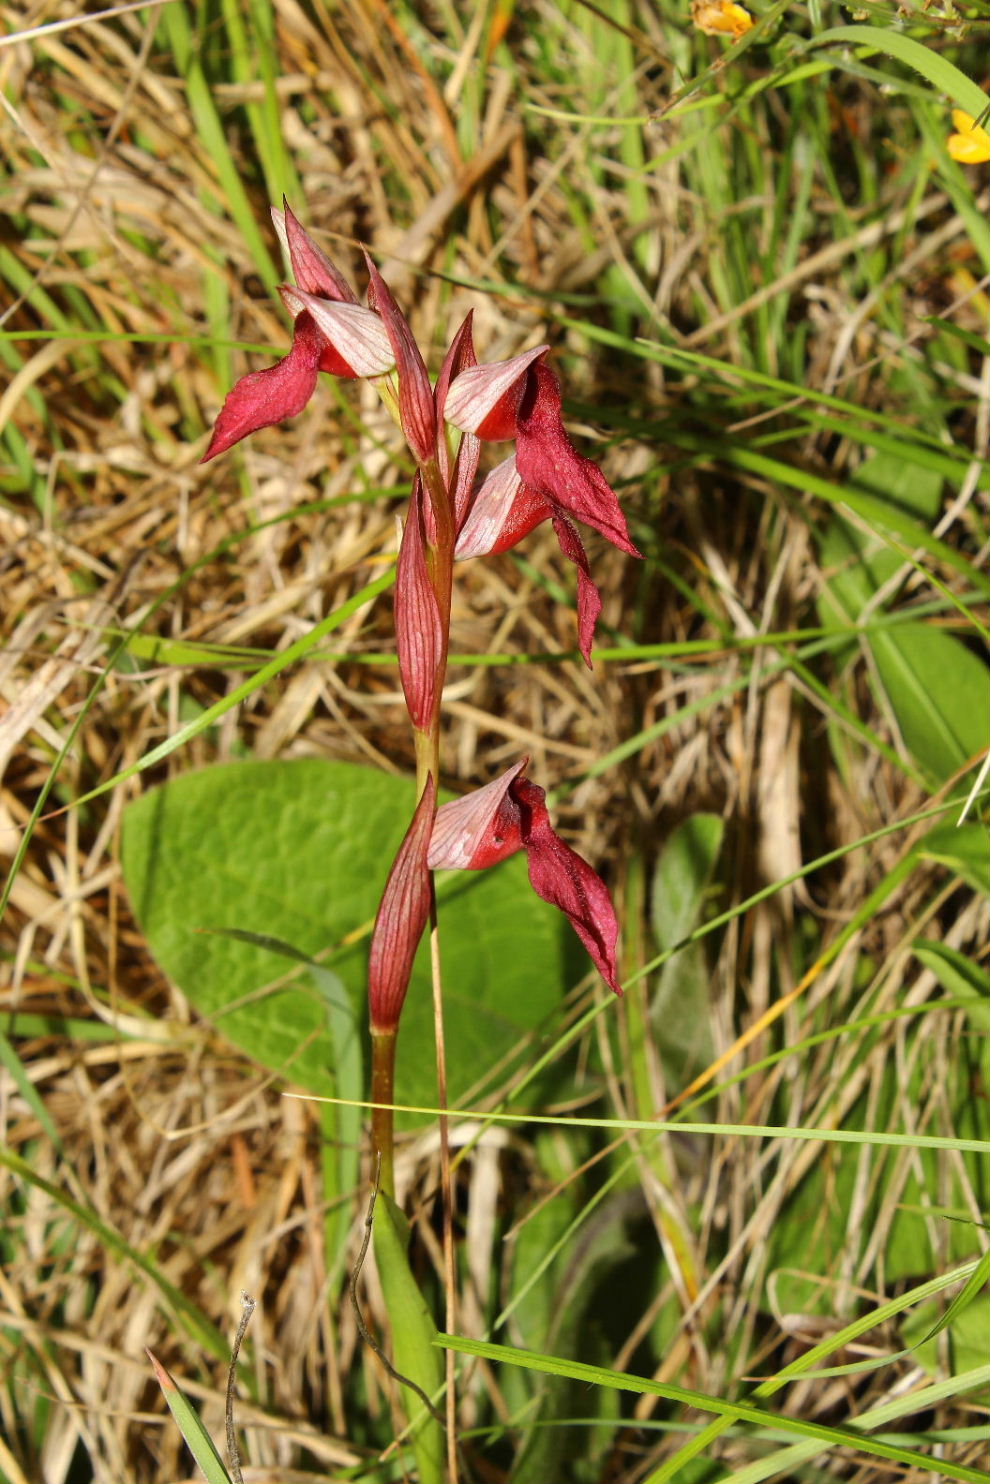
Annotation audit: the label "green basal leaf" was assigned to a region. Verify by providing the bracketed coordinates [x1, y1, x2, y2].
[121, 759, 567, 1111]
[373, 1191, 445, 1484]
[651, 813, 724, 1080]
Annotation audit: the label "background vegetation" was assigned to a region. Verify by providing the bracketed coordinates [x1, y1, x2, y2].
[1, 1, 987, 1481]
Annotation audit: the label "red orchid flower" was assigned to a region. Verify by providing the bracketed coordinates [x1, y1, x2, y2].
[201, 205, 394, 463]
[428, 760, 622, 995]
[444, 349, 641, 665]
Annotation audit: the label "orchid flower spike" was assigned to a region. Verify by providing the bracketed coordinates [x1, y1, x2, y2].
[445, 350, 640, 664]
[429, 760, 622, 995]
[201, 203, 395, 462]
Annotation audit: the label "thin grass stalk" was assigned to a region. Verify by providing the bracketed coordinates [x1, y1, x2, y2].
[429, 899, 459, 1483]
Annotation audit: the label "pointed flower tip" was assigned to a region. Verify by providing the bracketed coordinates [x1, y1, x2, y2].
[275, 203, 358, 303]
[360, 252, 436, 463]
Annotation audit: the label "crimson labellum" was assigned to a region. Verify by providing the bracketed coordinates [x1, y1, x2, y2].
[428, 761, 622, 994]
[446, 353, 640, 664]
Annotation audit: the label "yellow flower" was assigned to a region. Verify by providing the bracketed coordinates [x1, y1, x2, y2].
[947, 109, 990, 165]
[691, 0, 754, 40]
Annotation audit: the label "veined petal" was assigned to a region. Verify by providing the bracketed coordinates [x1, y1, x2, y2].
[396, 476, 444, 731]
[428, 760, 529, 870]
[431, 766, 622, 993]
[450, 430, 482, 532]
[435, 312, 477, 427]
[515, 363, 640, 557]
[284, 288, 395, 377]
[272, 202, 358, 303]
[454, 456, 549, 560]
[445, 345, 549, 440]
[201, 311, 323, 462]
[436, 313, 478, 504]
[277, 287, 359, 377]
[364, 253, 436, 464]
[368, 777, 437, 1034]
[513, 778, 622, 994]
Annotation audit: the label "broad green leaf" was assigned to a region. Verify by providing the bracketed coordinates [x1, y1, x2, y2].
[918, 821, 990, 896]
[818, 451, 944, 625]
[121, 759, 566, 1110]
[914, 940, 989, 1033]
[208, 931, 363, 1280]
[871, 623, 989, 782]
[651, 814, 725, 952]
[903, 1255, 990, 1381]
[309, 964, 363, 1277]
[651, 813, 724, 1079]
[373, 1192, 445, 1484]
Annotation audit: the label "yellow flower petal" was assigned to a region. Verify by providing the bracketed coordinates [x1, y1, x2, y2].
[947, 109, 990, 165]
[691, 0, 754, 40]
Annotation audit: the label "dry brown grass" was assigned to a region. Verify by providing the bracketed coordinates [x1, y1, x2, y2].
[1, 1, 987, 1480]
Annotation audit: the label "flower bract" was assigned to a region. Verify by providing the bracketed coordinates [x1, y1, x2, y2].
[368, 776, 437, 1034]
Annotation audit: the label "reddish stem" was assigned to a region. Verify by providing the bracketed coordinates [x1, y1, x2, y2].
[370, 1028, 397, 1196]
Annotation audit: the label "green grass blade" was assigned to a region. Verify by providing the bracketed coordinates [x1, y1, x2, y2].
[54, 568, 396, 815]
[809, 26, 990, 118]
[0, 1148, 228, 1358]
[375, 1193, 445, 1484]
[0, 1030, 63, 1151]
[160, 4, 279, 293]
[436, 1336, 986, 1483]
[148, 1353, 234, 1484]
[714, 1366, 990, 1484]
